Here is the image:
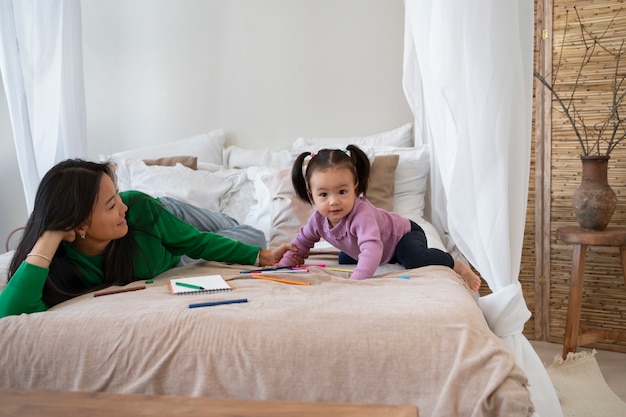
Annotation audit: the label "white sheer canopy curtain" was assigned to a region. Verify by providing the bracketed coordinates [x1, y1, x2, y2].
[402, 1, 562, 416]
[0, 0, 86, 213]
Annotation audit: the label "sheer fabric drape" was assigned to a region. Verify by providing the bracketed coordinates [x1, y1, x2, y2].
[0, 0, 86, 213]
[402, 1, 562, 416]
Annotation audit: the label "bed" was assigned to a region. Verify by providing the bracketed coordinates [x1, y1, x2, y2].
[0, 124, 534, 417]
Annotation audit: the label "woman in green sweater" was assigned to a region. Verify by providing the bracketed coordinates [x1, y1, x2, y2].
[0, 159, 295, 318]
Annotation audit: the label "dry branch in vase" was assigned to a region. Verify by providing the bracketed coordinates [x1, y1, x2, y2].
[535, 6, 626, 156]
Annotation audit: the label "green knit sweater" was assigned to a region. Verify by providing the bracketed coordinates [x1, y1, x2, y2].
[0, 191, 260, 318]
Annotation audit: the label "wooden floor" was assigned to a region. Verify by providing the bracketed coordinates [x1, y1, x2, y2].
[530, 340, 626, 401]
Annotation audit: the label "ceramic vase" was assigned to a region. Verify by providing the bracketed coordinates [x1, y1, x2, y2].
[571, 155, 617, 231]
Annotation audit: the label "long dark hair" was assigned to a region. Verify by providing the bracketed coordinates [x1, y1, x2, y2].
[291, 144, 371, 204]
[8, 159, 136, 307]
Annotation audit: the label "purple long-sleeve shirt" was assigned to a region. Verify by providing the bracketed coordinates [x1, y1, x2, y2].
[279, 197, 411, 280]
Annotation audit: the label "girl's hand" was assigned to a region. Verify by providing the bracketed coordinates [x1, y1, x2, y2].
[258, 244, 305, 267]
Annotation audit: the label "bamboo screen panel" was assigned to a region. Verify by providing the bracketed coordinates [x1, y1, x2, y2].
[521, 131, 536, 339]
[549, 1, 626, 350]
[520, 35, 539, 339]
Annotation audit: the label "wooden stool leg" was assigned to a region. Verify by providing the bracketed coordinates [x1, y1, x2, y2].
[563, 243, 587, 359]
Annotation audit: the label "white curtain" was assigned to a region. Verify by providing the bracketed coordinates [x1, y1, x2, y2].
[0, 0, 86, 213]
[402, 1, 562, 416]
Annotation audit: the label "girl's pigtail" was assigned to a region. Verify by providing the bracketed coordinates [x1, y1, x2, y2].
[292, 152, 313, 204]
[347, 144, 370, 196]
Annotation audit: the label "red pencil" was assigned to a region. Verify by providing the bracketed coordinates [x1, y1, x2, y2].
[94, 285, 146, 297]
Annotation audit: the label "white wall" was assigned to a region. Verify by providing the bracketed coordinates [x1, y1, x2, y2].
[0, 0, 412, 250]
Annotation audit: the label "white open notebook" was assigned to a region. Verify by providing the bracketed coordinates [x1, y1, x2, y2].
[167, 275, 232, 295]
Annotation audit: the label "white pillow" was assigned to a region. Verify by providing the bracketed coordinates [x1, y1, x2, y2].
[262, 168, 315, 248]
[417, 219, 446, 252]
[0, 250, 15, 294]
[113, 160, 292, 246]
[103, 130, 226, 165]
[114, 159, 240, 213]
[205, 168, 252, 221]
[196, 161, 223, 172]
[240, 167, 317, 248]
[223, 146, 294, 169]
[243, 166, 277, 243]
[292, 122, 413, 149]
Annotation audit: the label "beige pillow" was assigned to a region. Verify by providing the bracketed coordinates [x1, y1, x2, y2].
[143, 155, 198, 170]
[366, 154, 399, 211]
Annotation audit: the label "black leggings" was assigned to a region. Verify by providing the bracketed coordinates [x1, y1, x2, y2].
[338, 221, 454, 269]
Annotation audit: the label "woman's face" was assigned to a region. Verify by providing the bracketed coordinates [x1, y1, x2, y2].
[308, 167, 358, 227]
[77, 174, 128, 255]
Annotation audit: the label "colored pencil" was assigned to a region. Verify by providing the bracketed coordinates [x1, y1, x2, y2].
[252, 275, 311, 286]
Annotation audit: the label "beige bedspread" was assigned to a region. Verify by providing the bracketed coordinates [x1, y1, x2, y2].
[0, 262, 532, 417]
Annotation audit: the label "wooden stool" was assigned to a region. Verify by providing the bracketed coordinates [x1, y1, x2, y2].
[555, 226, 626, 359]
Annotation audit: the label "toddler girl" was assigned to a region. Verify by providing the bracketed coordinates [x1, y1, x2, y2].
[279, 144, 481, 291]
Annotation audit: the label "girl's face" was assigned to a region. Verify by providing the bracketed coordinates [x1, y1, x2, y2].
[76, 175, 128, 255]
[308, 167, 358, 227]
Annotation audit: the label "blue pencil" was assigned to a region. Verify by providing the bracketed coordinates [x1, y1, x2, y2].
[188, 298, 248, 309]
[239, 265, 293, 274]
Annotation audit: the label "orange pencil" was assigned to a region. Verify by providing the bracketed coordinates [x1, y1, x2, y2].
[252, 275, 311, 286]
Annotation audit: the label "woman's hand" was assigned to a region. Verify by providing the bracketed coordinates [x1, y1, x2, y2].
[258, 244, 305, 267]
[24, 230, 75, 268]
[61, 229, 77, 242]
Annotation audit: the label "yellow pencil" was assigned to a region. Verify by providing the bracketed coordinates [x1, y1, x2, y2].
[252, 275, 311, 286]
[325, 267, 354, 273]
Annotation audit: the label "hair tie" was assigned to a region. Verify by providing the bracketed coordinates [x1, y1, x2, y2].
[310, 151, 316, 158]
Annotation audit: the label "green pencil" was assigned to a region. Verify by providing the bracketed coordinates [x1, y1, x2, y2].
[175, 282, 205, 290]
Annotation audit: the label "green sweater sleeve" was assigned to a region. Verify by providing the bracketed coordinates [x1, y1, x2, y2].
[0, 262, 49, 318]
[123, 191, 261, 278]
